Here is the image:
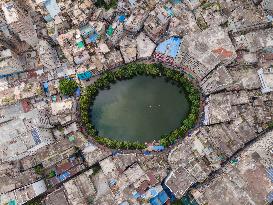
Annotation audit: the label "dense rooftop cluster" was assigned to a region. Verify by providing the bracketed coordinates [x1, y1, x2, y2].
[0, 0, 272, 205]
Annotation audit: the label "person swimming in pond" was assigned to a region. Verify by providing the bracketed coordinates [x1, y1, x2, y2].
[148, 105, 161, 108]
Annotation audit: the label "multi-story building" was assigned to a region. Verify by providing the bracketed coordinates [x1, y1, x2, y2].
[0, 11, 28, 53]
[38, 39, 60, 70]
[57, 29, 90, 64]
[143, 6, 170, 42]
[2, 1, 38, 48]
[0, 47, 24, 76]
[125, 8, 148, 33]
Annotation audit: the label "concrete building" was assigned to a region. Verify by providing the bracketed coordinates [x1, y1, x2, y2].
[50, 98, 77, 125]
[57, 29, 90, 64]
[2, 1, 38, 48]
[0, 12, 28, 53]
[119, 36, 137, 63]
[0, 48, 24, 76]
[176, 26, 236, 79]
[125, 8, 148, 33]
[0, 108, 54, 162]
[169, 4, 200, 36]
[108, 23, 125, 46]
[234, 28, 273, 52]
[38, 40, 60, 70]
[200, 66, 233, 95]
[143, 5, 170, 42]
[191, 130, 273, 205]
[63, 169, 96, 205]
[227, 2, 269, 33]
[105, 49, 124, 69]
[136, 32, 156, 59]
[262, 0, 273, 13]
[203, 93, 233, 125]
[1, 180, 47, 205]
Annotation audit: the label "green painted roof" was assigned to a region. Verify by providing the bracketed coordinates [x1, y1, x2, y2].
[106, 26, 114, 36]
[8, 200, 16, 205]
[76, 41, 85, 48]
[69, 135, 75, 142]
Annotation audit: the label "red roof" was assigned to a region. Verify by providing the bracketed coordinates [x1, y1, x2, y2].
[55, 161, 75, 175]
[27, 70, 38, 78]
[136, 180, 150, 195]
[21, 99, 31, 113]
[147, 171, 157, 186]
[212, 47, 233, 58]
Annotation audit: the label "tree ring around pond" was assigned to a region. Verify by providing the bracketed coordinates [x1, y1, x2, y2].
[79, 63, 201, 150]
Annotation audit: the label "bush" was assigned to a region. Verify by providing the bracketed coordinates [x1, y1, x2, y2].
[47, 170, 56, 178]
[59, 78, 78, 96]
[267, 121, 273, 129]
[34, 164, 44, 175]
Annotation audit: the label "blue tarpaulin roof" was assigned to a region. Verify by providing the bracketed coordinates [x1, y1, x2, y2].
[149, 190, 169, 205]
[89, 33, 99, 43]
[155, 37, 182, 58]
[151, 146, 164, 151]
[43, 82, 49, 88]
[43, 82, 49, 93]
[149, 188, 158, 197]
[77, 71, 92, 80]
[132, 191, 140, 199]
[76, 87, 81, 97]
[58, 171, 70, 181]
[158, 191, 168, 203]
[267, 15, 273, 22]
[119, 15, 126, 22]
[144, 151, 151, 155]
[44, 0, 61, 18]
[150, 197, 161, 205]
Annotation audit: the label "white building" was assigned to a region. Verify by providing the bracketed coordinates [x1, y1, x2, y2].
[1, 180, 47, 205]
[0, 12, 28, 53]
[0, 48, 24, 75]
[258, 67, 273, 93]
[136, 32, 156, 59]
[38, 40, 60, 70]
[2, 1, 38, 48]
[0, 108, 54, 162]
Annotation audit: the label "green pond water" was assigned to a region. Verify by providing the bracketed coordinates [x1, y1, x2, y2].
[90, 76, 190, 143]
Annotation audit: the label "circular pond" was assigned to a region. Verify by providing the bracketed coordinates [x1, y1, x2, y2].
[90, 76, 190, 143]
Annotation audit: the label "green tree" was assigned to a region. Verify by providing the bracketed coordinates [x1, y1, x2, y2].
[34, 164, 44, 175]
[59, 78, 78, 96]
[94, 0, 117, 10]
[171, 199, 182, 205]
[87, 195, 94, 205]
[26, 201, 42, 205]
